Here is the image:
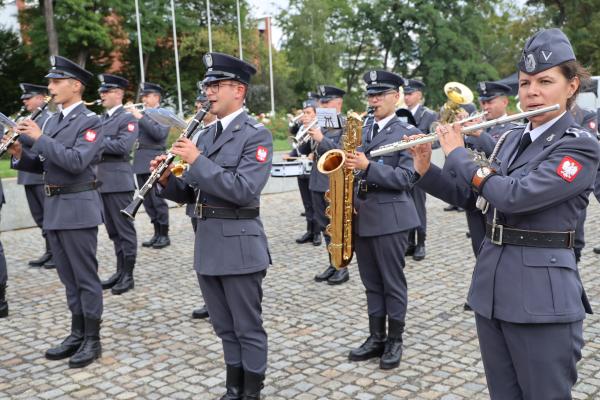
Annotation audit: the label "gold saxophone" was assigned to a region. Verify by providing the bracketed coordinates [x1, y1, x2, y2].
[316, 111, 362, 269]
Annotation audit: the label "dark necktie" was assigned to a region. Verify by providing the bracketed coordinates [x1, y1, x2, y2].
[370, 123, 380, 141]
[214, 121, 223, 142]
[513, 132, 532, 163]
[58, 112, 64, 123]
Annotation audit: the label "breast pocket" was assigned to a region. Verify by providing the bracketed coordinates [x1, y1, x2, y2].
[521, 247, 582, 316]
[222, 221, 268, 268]
[215, 153, 240, 168]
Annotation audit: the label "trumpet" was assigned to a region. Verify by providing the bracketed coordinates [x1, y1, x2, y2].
[121, 102, 212, 220]
[288, 112, 304, 127]
[0, 96, 53, 157]
[124, 102, 145, 111]
[292, 119, 318, 147]
[370, 104, 560, 156]
[84, 99, 102, 106]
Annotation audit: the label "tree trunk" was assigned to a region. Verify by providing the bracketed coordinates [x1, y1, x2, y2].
[43, 0, 59, 56]
[77, 48, 88, 68]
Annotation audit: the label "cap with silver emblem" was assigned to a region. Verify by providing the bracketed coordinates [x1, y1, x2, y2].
[202, 52, 257, 85]
[98, 74, 129, 93]
[19, 83, 48, 100]
[45, 55, 94, 86]
[316, 85, 346, 102]
[517, 28, 576, 75]
[477, 81, 512, 101]
[362, 70, 405, 95]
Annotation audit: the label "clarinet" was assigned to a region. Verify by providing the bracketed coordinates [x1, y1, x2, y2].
[120, 102, 212, 220]
[0, 97, 52, 157]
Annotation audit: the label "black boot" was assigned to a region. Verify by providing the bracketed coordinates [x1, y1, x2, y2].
[101, 253, 123, 290]
[412, 232, 426, 261]
[242, 371, 264, 400]
[43, 256, 56, 269]
[348, 315, 386, 361]
[69, 317, 102, 368]
[112, 256, 135, 295]
[593, 246, 600, 254]
[192, 305, 209, 319]
[443, 204, 458, 211]
[380, 318, 404, 370]
[327, 267, 349, 285]
[314, 265, 335, 282]
[295, 222, 314, 244]
[0, 283, 8, 318]
[312, 231, 322, 246]
[220, 364, 244, 400]
[152, 225, 171, 249]
[405, 230, 416, 256]
[29, 237, 52, 267]
[142, 223, 159, 247]
[45, 314, 84, 360]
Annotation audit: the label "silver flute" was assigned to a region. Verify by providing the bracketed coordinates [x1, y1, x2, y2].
[370, 104, 560, 157]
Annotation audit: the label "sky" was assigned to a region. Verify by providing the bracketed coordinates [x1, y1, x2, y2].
[248, 0, 289, 48]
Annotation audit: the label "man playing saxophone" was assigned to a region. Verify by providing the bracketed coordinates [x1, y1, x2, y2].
[344, 71, 421, 369]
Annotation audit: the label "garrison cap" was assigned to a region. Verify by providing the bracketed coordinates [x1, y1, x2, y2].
[363, 70, 405, 95]
[202, 52, 257, 85]
[518, 28, 576, 75]
[98, 74, 129, 92]
[477, 81, 511, 101]
[45, 55, 94, 86]
[139, 82, 163, 96]
[19, 83, 48, 100]
[403, 79, 426, 94]
[316, 85, 345, 102]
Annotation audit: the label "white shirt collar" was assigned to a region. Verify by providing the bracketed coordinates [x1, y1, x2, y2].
[524, 111, 566, 142]
[374, 112, 395, 131]
[107, 104, 122, 118]
[60, 101, 83, 118]
[409, 104, 420, 116]
[217, 107, 245, 132]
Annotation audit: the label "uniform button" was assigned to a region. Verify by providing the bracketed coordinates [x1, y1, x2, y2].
[550, 257, 557, 264]
[203, 197, 207, 202]
[241, 228, 246, 233]
[450, 170, 457, 177]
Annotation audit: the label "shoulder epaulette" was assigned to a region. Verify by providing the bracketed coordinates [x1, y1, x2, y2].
[566, 126, 593, 138]
[85, 112, 97, 118]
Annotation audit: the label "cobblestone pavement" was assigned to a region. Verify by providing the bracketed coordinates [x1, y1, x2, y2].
[1, 189, 600, 400]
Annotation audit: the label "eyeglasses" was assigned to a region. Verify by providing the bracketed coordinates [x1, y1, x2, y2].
[366, 90, 397, 100]
[203, 82, 242, 94]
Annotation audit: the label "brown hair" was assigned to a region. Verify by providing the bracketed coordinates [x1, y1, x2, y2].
[559, 60, 591, 109]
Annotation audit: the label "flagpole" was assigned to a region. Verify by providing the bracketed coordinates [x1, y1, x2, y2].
[134, 0, 144, 83]
[170, 0, 183, 117]
[206, 0, 213, 52]
[236, 0, 243, 59]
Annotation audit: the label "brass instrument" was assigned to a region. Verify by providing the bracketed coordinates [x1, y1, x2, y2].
[438, 82, 474, 124]
[316, 111, 362, 269]
[288, 112, 304, 127]
[84, 99, 102, 106]
[124, 102, 145, 112]
[171, 160, 188, 177]
[370, 104, 560, 156]
[292, 119, 318, 148]
[0, 96, 53, 157]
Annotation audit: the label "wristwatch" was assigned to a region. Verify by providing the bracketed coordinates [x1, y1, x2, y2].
[471, 166, 495, 191]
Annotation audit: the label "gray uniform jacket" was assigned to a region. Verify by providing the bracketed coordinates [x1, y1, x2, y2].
[465, 122, 520, 158]
[132, 112, 170, 174]
[97, 106, 138, 193]
[185, 124, 212, 218]
[18, 109, 53, 185]
[571, 105, 597, 134]
[418, 112, 599, 323]
[160, 111, 273, 276]
[308, 118, 344, 193]
[355, 117, 421, 237]
[13, 103, 104, 230]
[413, 104, 438, 134]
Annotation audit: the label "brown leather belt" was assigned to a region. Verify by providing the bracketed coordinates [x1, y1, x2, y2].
[485, 223, 575, 249]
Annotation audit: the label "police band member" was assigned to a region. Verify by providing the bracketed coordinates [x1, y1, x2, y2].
[154, 52, 272, 399]
[462, 81, 517, 256]
[311, 85, 350, 285]
[188, 87, 217, 321]
[131, 82, 171, 249]
[345, 71, 421, 369]
[284, 96, 321, 246]
[97, 74, 139, 295]
[410, 28, 598, 398]
[18, 83, 55, 268]
[402, 79, 437, 261]
[10, 56, 105, 368]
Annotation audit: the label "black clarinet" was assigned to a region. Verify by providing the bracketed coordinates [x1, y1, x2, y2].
[120, 102, 212, 220]
[0, 97, 52, 157]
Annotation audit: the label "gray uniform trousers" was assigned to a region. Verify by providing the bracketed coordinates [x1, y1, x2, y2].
[476, 314, 583, 400]
[136, 173, 169, 225]
[0, 200, 5, 285]
[24, 185, 45, 231]
[48, 228, 102, 319]
[101, 192, 137, 259]
[198, 271, 267, 373]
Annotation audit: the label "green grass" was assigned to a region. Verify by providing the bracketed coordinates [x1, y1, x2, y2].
[0, 159, 16, 179]
[274, 138, 292, 152]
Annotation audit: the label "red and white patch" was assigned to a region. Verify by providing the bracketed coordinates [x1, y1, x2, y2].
[127, 123, 136, 132]
[84, 130, 97, 142]
[556, 156, 582, 182]
[589, 121, 596, 131]
[256, 146, 268, 162]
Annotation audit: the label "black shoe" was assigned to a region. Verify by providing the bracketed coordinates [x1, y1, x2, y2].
[379, 318, 404, 370]
[348, 316, 386, 361]
[594, 246, 600, 254]
[312, 232, 322, 246]
[220, 364, 244, 400]
[327, 267, 349, 285]
[28, 251, 52, 267]
[242, 370, 264, 400]
[101, 254, 123, 290]
[405, 245, 416, 256]
[295, 232, 313, 244]
[192, 305, 209, 319]
[142, 223, 160, 247]
[300, 212, 306, 217]
[413, 244, 426, 261]
[466, 231, 471, 238]
[456, 207, 465, 212]
[0, 283, 8, 318]
[112, 256, 135, 295]
[443, 204, 458, 212]
[45, 314, 84, 360]
[314, 266, 335, 282]
[43, 257, 56, 269]
[152, 225, 171, 249]
[68, 317, 102, 368]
